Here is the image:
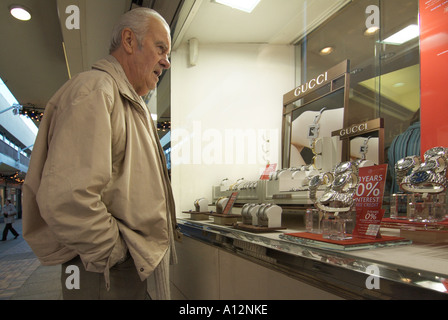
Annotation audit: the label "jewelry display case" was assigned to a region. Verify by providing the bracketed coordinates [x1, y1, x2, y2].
[177, 60, 448, 300]
[176, 217, 447, 299]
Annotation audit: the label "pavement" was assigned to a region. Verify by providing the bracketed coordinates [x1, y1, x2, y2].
[0, 218, 62, 300]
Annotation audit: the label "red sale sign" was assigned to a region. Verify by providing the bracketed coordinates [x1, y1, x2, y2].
[354, 164, 387, 211]
[353, 164, 388, 239]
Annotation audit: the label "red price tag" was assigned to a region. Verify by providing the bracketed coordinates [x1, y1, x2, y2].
[353, 208, 385, 239]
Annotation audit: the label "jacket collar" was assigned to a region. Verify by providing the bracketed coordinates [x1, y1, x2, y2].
[92, 55, 145, 108]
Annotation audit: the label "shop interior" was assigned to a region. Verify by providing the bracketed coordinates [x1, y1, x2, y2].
[0, 0, 447, 300]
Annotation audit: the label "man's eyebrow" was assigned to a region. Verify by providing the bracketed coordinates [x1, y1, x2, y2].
[156, 41, 170, 52]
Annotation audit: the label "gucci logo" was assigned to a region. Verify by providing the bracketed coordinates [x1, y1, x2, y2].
[294, 72, 328, 97]
[339, 123, 368, 137]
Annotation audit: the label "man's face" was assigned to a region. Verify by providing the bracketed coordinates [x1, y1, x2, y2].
[131, 18, 171, 96]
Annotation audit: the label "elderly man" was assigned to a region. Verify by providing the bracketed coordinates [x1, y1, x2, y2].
[22, 8, 179, 300]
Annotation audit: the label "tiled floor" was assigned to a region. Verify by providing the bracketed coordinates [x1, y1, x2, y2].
[0, 219, 183, 300]
[0, 219, 61, 300]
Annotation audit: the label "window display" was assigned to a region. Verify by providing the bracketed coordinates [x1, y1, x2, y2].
[174, 0, 448, 300]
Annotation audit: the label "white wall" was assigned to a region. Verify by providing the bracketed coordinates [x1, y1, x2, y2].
[171, 43, 295, 211]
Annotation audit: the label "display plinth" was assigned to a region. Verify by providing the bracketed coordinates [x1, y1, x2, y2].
[400, 229, 448, 243]
[182, 210, 212, 221]
[211, 213, 241, 225]
[281, 232, 411, 251]
[234, 223, 286, 233]
[381, 216, 448, 243]
[381, 218, 448, 230]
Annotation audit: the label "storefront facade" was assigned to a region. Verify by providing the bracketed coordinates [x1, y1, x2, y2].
[169, 0, 448, 299]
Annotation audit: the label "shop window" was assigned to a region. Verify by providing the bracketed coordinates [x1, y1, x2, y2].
[296, 0, 420, 196]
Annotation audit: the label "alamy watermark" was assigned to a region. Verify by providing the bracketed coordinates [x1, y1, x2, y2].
[65, 5, 80, 30]
[65, 265, 80, 290]
[365, 5, 380, 30]
[365, 264, 380, 290]
[171, 122, 278, 166]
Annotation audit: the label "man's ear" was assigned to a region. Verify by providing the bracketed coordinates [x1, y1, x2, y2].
[121, 28, 135, 54]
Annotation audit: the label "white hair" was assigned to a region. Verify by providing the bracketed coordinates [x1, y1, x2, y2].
[109, 7, 169, 53]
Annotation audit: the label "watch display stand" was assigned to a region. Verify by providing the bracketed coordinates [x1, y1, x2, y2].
[182, 198, 212, 221]
[210, 195, 241, 226]
[321, 211, 355, 241]
[390, 193, 409, 220]
[382, 147, 448, 243]
[407, 193, 447, 223]
[305, 160, 359, 240]
[235, 203, 285, 233]
[305, 208, 324, 234]
[394, 146, 448, 223]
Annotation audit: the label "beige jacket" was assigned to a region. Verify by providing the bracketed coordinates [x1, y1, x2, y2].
[22, 55, 179, 283]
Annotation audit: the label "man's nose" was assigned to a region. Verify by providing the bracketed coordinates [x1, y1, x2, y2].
[161, 57, 170, 69]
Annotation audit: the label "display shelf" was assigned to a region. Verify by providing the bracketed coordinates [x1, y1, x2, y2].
[177, 217, 448, 299]
[280, 232, 411, 251]
[381, 218, 448, 231]
[234, 223, 286, 233]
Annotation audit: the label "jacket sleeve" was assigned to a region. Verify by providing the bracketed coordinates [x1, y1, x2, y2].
[36, 87, 127, 274]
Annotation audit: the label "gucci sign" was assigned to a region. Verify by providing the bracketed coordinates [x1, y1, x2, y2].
[294, 72, 328, 97]
[339, 122, 369, 137]
[333, 118, 383, 139]
[283, 60, 349, 106]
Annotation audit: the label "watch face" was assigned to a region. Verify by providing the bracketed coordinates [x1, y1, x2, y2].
[333, 174, 347, 188]
[319, 191, 335, 203]
[410, 170, 430, 184]
[421, 160, 437, 171]
[309, 175, 321, 188]
[425, 147, 446, 159]
[396, 158, 413, 170]
[335, 161, 351, 174]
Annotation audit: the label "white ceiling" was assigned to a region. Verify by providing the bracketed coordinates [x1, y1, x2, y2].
[173, 0, 350, 47]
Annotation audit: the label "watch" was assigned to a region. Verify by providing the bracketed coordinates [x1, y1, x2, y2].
[316, 190, 354, 211]
[334, 161, 358, 175]
[331, 172, 358, 192]
[308, 172, 334, 201]
[418, 156, 447, 174]
[424, 147, 448, 160]
[308, 107, 326, 148]
[395, 155, 421, 185]
[317, 190, 337, 205]
[401, 170, 447, 194]
[359, 136, 371, 160]
[335, 192, 355, 208]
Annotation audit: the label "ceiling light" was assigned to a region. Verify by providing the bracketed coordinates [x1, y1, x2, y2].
[319, 47, 334, 56]
[383, 24, 419, 45]
[9, 5, 32, 21]
[212, 0, 261, 13]
[364, 26, 379, 36]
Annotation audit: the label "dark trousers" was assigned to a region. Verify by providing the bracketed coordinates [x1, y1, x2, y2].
[2, 223, 18, 240]
[61, 255, 148, 300]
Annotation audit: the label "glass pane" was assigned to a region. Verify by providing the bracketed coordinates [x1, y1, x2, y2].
[295, 0, 420, 201]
